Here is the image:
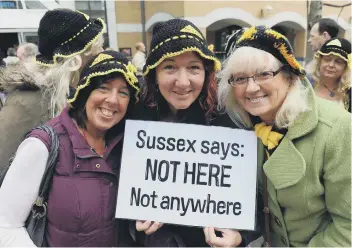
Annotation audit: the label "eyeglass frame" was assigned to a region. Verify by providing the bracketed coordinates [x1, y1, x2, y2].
[228, 66, 286, 87]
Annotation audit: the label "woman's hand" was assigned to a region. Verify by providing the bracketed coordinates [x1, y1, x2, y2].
[135, 220, 163, 235]
[203, 227, 242, 247]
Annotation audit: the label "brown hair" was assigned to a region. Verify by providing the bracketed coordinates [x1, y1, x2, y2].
[141, 56, 217, 120]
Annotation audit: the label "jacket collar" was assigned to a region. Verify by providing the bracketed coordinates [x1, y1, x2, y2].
[0, 63, 43, 93]
[263, 79, 318, 190]
[60, 108, 123, 159]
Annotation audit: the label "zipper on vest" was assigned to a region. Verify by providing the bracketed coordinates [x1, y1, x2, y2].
[76, 148, 104, 159]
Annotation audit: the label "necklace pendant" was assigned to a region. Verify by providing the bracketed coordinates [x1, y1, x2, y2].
[330, 92, 335, 97]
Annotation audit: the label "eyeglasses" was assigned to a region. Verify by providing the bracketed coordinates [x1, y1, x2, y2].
[228, 67, 285, 87]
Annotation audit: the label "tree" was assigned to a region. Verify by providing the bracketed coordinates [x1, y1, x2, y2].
[307, 0, 323, 32]
[305, 0, 323, 63]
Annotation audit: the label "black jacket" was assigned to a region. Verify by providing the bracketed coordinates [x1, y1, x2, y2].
[129, 101, 263, 247]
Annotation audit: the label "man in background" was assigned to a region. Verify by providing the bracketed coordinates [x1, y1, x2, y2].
[132, 42, 146, 86]
[308, 18, 339, 53]
[16, 43, 38, 62]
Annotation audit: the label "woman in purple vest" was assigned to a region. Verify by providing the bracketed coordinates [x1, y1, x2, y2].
[0, 51, 140, 246]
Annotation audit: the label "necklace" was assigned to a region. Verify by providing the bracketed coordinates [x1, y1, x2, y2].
[323, 84, 339, 97]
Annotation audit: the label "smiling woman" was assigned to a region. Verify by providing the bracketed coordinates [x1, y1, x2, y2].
[130, 18, 252, 248]
[0, 51, 140, 247]
[218, 26, 351, 247]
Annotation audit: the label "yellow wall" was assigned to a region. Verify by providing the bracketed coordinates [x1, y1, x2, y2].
[294, 30, 307, 59]
[183, 1, 306, 19]
[322, 0, 351, 22]
[145, 1, 184, 20]
[117, 32, 143, 56]
[115, 1, 141, 23]
[115, 0, 351, 59]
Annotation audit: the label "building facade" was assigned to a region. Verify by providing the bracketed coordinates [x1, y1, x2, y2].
[115, 0, 351, 63]
[0, 0, 118, 57]
[1, 1, 350, 63]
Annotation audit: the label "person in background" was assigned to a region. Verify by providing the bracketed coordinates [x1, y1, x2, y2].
[306, 18, 340, 79]
[132, 41, 146, 86]
[132, 18, 259, 247]
[0, 50, 140, 246]
[312, 37, 351, 112]
[3, 47, 19, 65]
[16, 43, 39, 62]
[0, 9, 105, 173]
[218, 26, 351, 247]
[308, 18, 340, 54]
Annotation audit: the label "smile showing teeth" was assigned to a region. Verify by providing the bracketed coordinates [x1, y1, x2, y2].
[247, 96, 267, 103]
[101, 108, 114, 117]
[174, 91, 191, 96]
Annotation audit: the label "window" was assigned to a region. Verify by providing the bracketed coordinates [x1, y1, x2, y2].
[24, 0, 46, 9]
[89, 0, 104, 11]
[23, 32, 39, 45]
[75, 0, 89, 10]
[75, 0, 105, 16]
[0, 0, 22, 9]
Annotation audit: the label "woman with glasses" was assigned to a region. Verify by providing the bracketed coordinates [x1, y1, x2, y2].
[218, 26, 351, 247]
[312, 38, 351, 112]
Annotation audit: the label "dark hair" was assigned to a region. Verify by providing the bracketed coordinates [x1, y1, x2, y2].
[69, 72, 137, 137]
[141, 54, 217, 121]
[317, 18, 339, 38]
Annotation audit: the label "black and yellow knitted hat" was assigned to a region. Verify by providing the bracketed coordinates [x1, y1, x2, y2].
[224, 28, 246, 59]
[143, 18, 221, 77]
[235, 26, 306, 78]
[315, 38, 351, 67]
[68, 51, 140, 105]
[36, 9, 105, 67]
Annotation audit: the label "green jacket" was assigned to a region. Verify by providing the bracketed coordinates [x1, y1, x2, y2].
[257, 83, 351, 247]
[0, 64, 50, 172]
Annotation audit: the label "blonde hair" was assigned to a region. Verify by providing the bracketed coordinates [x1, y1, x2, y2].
[217, 47, 309, 129]
[25, 35, 104, 118]
[312, 54, 351, 108]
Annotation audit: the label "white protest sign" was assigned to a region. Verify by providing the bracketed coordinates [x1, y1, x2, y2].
[115, 120, 258, 230]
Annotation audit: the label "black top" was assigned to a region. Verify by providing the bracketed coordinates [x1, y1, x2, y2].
[130, 101, 237, 247]
[131, 101, 236, 128]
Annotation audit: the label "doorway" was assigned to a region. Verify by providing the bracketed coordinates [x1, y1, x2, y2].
[0, 33, 19, 59]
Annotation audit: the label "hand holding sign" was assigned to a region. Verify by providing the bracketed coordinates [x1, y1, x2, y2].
[204, 227, 242, 247]
[136, 220, 163, 235]
[116, 120, 257, 230]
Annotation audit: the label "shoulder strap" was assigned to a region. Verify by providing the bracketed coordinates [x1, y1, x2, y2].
[25, 124, 60, 207]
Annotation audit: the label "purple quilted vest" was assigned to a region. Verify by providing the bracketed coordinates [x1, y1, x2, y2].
[29, 108, 133, 247]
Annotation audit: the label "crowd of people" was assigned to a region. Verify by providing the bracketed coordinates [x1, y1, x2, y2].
[0, 8, 350, 247]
